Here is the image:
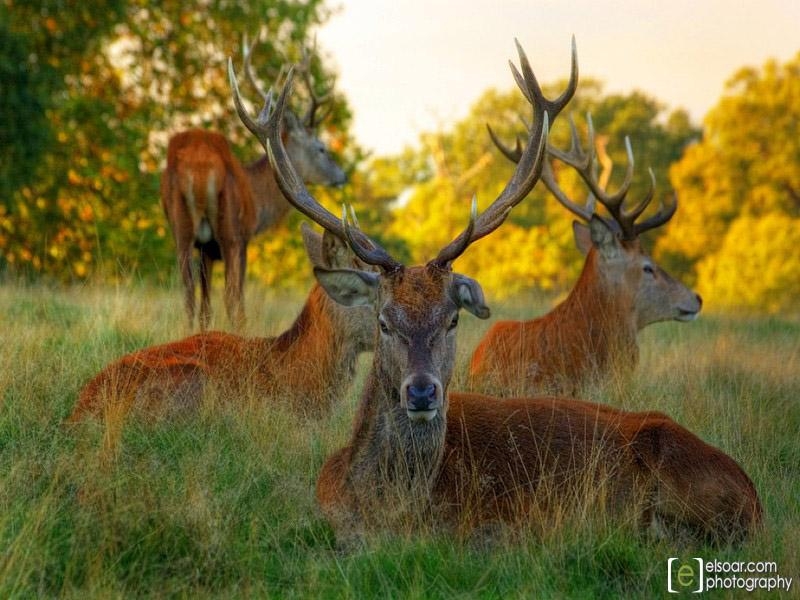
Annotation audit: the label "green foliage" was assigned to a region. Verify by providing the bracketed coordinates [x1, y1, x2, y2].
[696, 213, 800, 313]
[656, 52, 800, 312]
[0, 21, 49, 193]
[0, 0, 349, 282]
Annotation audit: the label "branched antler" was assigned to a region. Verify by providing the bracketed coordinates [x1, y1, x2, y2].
[230, 37, 579, 272]
[429, 37, 579, 267]
[490, 111, 675, 239]
[296, 38, 335, 129]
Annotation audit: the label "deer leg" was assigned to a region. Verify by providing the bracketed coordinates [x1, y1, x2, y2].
[176, 242, 195, 330]
[223, 243, 246, 330]
[198, 249, 213, 331]
[631, 417, 762, 544]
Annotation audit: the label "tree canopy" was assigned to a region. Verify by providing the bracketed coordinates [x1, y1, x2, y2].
[2, 4, 797, 315]
[0, 0, 349, 281]
[656, 52, 800, 313]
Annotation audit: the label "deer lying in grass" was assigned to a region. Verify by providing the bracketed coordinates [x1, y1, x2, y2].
[161, 37, 345, 331]
[67, 225, 372, 423]
[231, 38, 760, 546]
[469, 115, 702, 396]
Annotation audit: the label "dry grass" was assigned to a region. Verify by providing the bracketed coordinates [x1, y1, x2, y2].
[0, 281, 797, 598]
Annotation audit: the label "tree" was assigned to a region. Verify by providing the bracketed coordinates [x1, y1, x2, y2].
[656, 52, 800, 312]
[0, 0, 349, 282]
[385, 79, 698, 299]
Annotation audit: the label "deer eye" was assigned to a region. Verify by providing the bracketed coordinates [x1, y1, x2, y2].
[448, 314, 459, 331]
[378, 318, 390, 335]
[643, 264, 655, 275]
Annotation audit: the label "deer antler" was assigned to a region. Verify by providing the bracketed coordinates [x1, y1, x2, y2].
[428, 37, 578, 268]
[490, 111, 674, 239]
[242, 30, 269, 102]
[229, 62, 400, 272]
[230, 37, 578, 272]
[296, 37, 334, 129]
[545, 114, 673, 239]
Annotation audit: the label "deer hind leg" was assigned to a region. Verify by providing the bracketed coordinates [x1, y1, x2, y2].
[166, 176, 197, 330]
[223, 243, 246, 330]
[198, 249, 214, 331]
[176, 239, 196, 330]
[632, 417, 762, 544]
[135, 362, 206, 420]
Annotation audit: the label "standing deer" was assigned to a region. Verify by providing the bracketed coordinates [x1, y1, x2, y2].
[67, 224, 373, 422]
[161, 38, 346, 331]
[231, 39, 759, 545]
[469, 115, 702, 396]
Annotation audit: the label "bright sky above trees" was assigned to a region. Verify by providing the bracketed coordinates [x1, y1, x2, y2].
[317, 0, 800, 155]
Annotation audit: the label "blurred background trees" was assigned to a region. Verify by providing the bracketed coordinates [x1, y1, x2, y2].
[0, 0, 354, 283]
[655, 52, 800, 313]
[1, 0, 798, 314]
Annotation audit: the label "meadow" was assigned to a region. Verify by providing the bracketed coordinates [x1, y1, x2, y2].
[1, 280, 798, 598]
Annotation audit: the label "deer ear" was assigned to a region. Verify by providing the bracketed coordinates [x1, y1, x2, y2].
[301, 222, 325, 267]
[572, 221, 592, 256]
[314, 267, 379, 307]
[321, 229, 355, 269]
[451, 274, 490, 319]
[588, 215, 622, 260]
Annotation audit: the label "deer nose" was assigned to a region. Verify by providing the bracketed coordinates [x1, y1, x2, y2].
[402, 375, 442, 423]
[695, 293, 703, 309]
[406, 383, 437, 411]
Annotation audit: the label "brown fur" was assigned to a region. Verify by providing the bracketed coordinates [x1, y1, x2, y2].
[161, 129, 256, 330]
[161, 123, 344, 331]
[470, 228, 701, 396]
[68, 229, 371, 422]
[314, 266, 759, 545]
[470, 247, 636, 396]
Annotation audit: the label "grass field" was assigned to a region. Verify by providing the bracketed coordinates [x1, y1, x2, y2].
[1, 281, 798, 598]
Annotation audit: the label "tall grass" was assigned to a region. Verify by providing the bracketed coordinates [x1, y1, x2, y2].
[1, 281, 797, 598]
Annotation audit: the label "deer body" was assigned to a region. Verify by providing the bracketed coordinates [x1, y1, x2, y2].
[469, 227, 701, 396]
[472, 117, 702, 396]
[319, 384, 761, 542]
[314, 267, 759, 544]
[161, 39, 345, 331]
[68, 227, 370, 422]
[231, 38, 758, 545]
[162, 129, 255, 331]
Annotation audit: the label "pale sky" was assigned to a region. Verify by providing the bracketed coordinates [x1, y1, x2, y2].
[316, 0, 800, 156]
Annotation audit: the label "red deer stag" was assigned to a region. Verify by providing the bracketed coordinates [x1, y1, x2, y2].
[67, 225, 373, 423]
[161, 37, 346, 331]
[469, 115, 702, 396]
[231, 39, 759, 546]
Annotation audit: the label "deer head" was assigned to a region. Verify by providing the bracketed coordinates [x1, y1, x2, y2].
[489, 113, 701, 327]
[241, 32, 346, 186]
[230, 38, 578, 421]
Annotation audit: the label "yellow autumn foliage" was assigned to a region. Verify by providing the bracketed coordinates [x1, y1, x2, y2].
[696, 213, 800, 314]
[454, 223, 570, 299]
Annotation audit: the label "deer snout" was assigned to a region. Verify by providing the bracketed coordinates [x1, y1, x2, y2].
[676, 292, 703, 322]
[402, 376, 442, 423]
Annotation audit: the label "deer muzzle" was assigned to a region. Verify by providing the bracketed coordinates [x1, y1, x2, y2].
[402, 376, 443, 423]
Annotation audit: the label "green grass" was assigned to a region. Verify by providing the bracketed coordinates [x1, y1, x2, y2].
[1, 281, 798, 598]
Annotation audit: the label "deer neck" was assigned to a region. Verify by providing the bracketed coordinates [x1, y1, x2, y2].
[345, 359, 447, 500]
[554, 250, 639, 367]
[245, 155, 292, 235]
[257, 285, 360, 407]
